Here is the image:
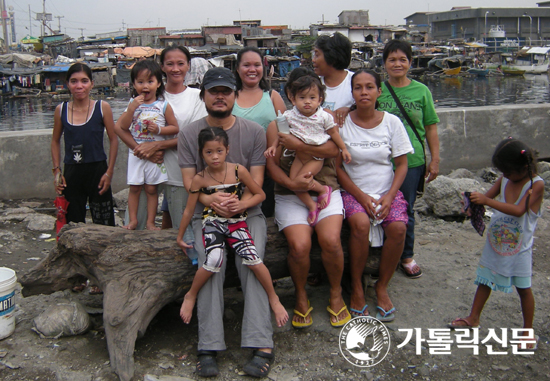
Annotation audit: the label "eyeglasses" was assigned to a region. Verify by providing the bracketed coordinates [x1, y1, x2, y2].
[207, 88, 234, 96]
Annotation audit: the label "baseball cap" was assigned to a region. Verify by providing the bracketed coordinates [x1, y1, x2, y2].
[202, 67, 237, 91]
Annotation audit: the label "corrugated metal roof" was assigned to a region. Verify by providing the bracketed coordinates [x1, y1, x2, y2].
[526, 47, 550, 54]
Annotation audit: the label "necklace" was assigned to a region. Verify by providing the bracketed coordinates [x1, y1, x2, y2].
[71, 100, 91, 125]
[206, 163, 227, 184]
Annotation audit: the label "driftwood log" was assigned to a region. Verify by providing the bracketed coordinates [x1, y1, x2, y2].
[20, 220, 379, 381]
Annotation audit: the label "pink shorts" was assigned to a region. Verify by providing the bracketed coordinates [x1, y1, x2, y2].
[342, 190, 408, 228]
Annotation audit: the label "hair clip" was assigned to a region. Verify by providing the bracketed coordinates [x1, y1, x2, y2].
[507, 136, 513, 139]
[521, 150, 526, 154]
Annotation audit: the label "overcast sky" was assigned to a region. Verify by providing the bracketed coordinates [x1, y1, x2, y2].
[9, 0, 541, 41]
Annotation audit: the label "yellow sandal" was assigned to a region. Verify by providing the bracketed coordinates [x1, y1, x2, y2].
[292, 301, 313, 329]
[327, 303, 351, 328]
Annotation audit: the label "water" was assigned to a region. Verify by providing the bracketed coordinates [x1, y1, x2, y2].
[0, 95, 129, 132]
[1, 75, 549, 132]
[422, 74, 550, 108]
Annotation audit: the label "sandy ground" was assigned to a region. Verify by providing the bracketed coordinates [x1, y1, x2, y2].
[0, 198, 549, 381]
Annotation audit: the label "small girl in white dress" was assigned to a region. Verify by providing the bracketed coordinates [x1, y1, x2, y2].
[265, 74, 351, 225]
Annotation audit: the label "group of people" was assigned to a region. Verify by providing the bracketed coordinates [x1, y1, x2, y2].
[51, 34, 542, 378]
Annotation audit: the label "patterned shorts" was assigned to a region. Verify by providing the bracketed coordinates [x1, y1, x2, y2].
[342, 190, 408, 228]
[202, 219, 262, 272]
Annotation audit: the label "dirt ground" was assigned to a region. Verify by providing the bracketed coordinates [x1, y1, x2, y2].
[0, 198, 549, 381]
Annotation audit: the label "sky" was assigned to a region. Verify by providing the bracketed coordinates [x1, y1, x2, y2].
[8, 0, 541, 41]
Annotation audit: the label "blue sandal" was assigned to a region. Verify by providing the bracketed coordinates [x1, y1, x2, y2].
[376, 306, 396, 322]
[350, 304, 369, 318]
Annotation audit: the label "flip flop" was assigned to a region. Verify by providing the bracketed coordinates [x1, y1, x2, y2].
[307, 208, 320, 226]
[376, 306, 396, 322]
[447, 317, 479, 329]
[317, 186, 333, 210]
[514, 335, 539, 352]
[400, 260, 423, 279]
[350, 304, 369, 318]
[327, 303, 351, 327]
[291, 305, 313, 329]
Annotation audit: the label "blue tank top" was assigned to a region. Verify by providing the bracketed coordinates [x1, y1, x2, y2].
[61, 100, 107, 164]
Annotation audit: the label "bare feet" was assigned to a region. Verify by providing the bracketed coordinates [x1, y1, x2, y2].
[146, 224, 160, 230]
[180, 293, 197, 324]
[123, 221, 138, 230]
[269, 296, 288, 327]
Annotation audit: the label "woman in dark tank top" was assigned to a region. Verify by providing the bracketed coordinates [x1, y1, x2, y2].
[51, 63, 118, 227]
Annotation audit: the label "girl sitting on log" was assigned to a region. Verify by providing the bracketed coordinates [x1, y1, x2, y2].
[176, 127, 288, 327]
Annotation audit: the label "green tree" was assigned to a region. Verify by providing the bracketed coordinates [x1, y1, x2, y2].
[296, 35, 316, 55]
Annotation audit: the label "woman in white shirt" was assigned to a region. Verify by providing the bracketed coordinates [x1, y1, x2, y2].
[336, 69, 413, 322]
[312, 32, 354, 126]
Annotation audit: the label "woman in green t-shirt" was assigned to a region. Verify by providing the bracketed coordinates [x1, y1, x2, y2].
[378, 39, 441, 279]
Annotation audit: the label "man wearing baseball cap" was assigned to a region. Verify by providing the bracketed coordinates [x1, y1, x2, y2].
[178, 67, 274, 378]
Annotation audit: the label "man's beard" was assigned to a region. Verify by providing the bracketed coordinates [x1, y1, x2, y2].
[206, 104, 233, 119]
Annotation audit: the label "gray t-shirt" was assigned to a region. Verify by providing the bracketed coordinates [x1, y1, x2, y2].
[178, 116, 266, 214]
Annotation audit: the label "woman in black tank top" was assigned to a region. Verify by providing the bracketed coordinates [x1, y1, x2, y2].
[51, 63, 118, 227]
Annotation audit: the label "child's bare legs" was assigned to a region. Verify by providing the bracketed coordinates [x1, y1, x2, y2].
[290, 153, 327, 223]
[451, 284, 491, 327]
[517, 287, 536, 347]
[144, 184, 160, 230]
[124, 184, 142, 230]
[249, 263, 289, 327]
[180, 267, 214, 324]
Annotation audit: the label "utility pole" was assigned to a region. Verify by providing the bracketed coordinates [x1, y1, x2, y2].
[28, 5, 32, 36]
[55, 15, 63, 34]
[1, 0, 9, 52]
[42, 0, 45, 36]
[121, 19, 126, 31]
[78, 28, 84, 38]
[8, 6, 14, 44]
[34, 0, 52, 37]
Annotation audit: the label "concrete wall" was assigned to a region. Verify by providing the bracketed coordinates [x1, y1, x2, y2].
[436, 103, 550, 173]
[1, 103, 549, 199]
[339, 10, 370, 26]
[0, 129, 129, 199]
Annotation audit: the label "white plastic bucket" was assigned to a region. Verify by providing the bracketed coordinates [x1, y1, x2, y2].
[0, 267, 17, 339]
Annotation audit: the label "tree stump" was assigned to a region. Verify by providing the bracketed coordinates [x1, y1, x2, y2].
[19, 220, 380, 381]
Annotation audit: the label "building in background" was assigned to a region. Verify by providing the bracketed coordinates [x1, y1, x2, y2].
[410, 7, 550, 45]
[127, 27, 166, 47]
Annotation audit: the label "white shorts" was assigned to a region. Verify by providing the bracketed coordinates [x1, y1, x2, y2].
[274, 189, 343, 231]
[127, 153, 168, 185]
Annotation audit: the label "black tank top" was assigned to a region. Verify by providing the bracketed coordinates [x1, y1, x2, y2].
[61, 100, 107, 164]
